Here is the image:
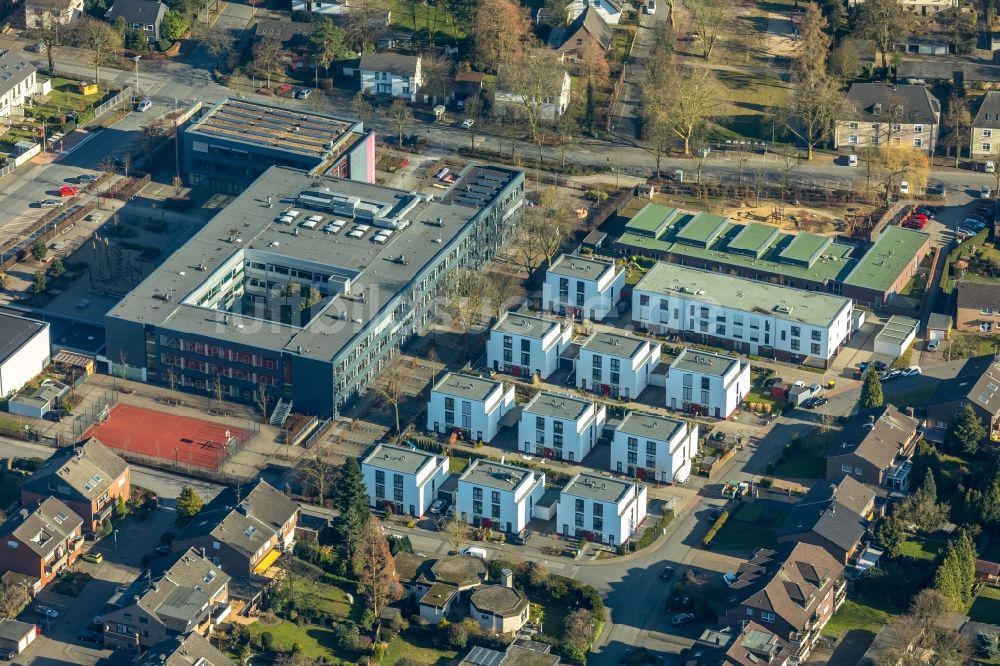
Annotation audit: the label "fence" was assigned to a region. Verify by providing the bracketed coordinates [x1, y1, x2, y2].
[69, 389, 119, 441]
[93, 86, 132, 119]
[0, 200, 97, 273]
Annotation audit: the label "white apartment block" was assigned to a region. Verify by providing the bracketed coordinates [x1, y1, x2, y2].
[427, 372, 515, 443]
[556, 472, 648, 546]
[848, 0, 956, 14]
[576, 331, 661, 399]
[666, 349, 750, 419]
[361, 443, 449, 517]
[456, 460, 545, 534]
[633, 262, 854, 367]
[518, 391, 607, 463]
[487, 311, 572, 380]
[611, 411, 699, 484]
[543, 254, 625, 321]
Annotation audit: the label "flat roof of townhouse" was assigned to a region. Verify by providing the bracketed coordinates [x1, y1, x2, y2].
[459, 460, 537, 491]
[670, 348, 741, 377]
[562, 472, 636, 504]
[522, 391, 592, 421]
[547, 254, 617, 281]
[433, 372, 504, 402]
[492, 312, 563, 340]
[580, 331, 648, 359]
[634, 262, 852, 328]
[616, 411, 687, 441]
[362, 443, 439, 475]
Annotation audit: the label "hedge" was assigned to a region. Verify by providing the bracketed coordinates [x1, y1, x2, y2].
[702, 510, 729, 548]
[632, 511, 674, 551]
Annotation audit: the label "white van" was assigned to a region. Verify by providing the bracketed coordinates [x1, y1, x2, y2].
[848, 154, 858, 167]
[986, 161, 996, 173]
[462, 546, 488, 559]
[899, 180, 910, 196]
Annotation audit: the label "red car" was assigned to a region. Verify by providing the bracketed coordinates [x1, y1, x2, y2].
[59, 185, 79, 197]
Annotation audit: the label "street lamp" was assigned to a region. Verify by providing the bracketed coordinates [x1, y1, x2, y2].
[113, 529, 118, 552]
[132, 56, 141, 102]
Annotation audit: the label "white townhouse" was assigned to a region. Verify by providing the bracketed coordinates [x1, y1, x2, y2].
[427, 372, 515, 443]
[666, 348, 750, 419]
[611, 411, 699, 484]
[543, 254, 625, 321]
[556, 472, 647, 546]
[518, 391, 607, 463]
[361, 443, 449, 517]
[353, 53, 422, 102]
[0, 52, 37, 120]
[487, 311, 572, 380]
[633, 262, 854, 368]
[456, 460, 545, 534]
[576, 331, 661, 399]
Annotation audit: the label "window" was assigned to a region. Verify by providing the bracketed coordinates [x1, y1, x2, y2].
[983, 307, 994, 315]
[139, 617, 148, 625]
[746, 608, 753, 616]
[639, 295, 649, 306]
[986, 129, 994, 138]
[593, 516, 603, 532]
[575, 499, 584, 512]
[627, 437, 637, 451]
[6, 541, 16, 549]
[503, 336, 512, 349]
[848, 122, 858, 129]
[791, 339, 800, 351]
[914, 125, 923, 133]
[811, 343, 821, 355]
[790, 326, 800, 337]
[841, 464, 852, 473]
[144, 23, 154, 30]
[521, 339, 530, 351]
[761, 611, 775, 623]
[646, 441, 656, 455]
[811, 330, 821, 341]
[986, 143, 994, 153]
[593, 504, 603, 517]
[848, 134, 858, 144]
[854, 467, 863, 475]
[913, 138, 923, 148]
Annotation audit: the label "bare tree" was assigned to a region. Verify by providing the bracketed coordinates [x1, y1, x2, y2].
[192, 23, 233, 71]
[474, 0, 531, 73]
[420, 51, 454, 104]
[501, 49, 563, 146]
[509, 216, 546, 276]
[387, 99, 414, 147]
[941, 93, 971, 168]
[445, 516, 470, 552]
[36, 10, 65, 74]
[784, 78, 848, 160]
[166, 366, 178, 393]
[299, 443, 338, 505]
[255, 382, 270, 422]
[687, 0, 729, 59]
[253, 37, 285, 89]
[76, 18, 122, 88]
[370, 361, 406, 435]
[463, 94, 484, 150]
[853, 0, 911, 71]
[351, 92, 374, 124]
[878, 145, 929, 205]
[345, 0, 388, 52]
[213, 373, 224, 412]
[573, 38, 610, 85]
[658, 67, 724, 155]
[0, 582, 30, 619]
[441, 269, 494, 355]
[352, 515, 403, 616]
[553, 114, 578, 170]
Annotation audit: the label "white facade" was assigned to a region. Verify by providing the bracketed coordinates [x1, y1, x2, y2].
[518, 391, 607, 463]
[611, 411, 699, 484]
[565, 0, 621, 24]
[361, 443, 449, 517]
[427, 372, 515, 443]
[494, 70, 572, 122]
[25, 0, 83, 27]
[291, 0, 349, 16]
[543, 254, 625, 321]
[487, 311, 572, 380]
[666, 349, 750, 419]
[0, 57, 37, 120]
[556, 473, 648, 546]
[351, 54, 422, 102]
[0, 316, 50, 399]
[576, 331, 661, 400]
[633, 263, 854, 364]
[456, 460, 545, 534]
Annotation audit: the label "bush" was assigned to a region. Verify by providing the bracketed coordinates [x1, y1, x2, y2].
[757, 477, 773, 488]
[260, 632, 274, 653]
[331, 622, 359, 651]
[157, 39, 173, 51]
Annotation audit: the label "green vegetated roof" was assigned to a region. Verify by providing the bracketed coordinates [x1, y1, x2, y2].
[842, 227, 930, 292]
[625, 204, 680, 236]
[778, 233, 833, 267]
[674, 212, 729, 247]
[728, 223, 781, 257]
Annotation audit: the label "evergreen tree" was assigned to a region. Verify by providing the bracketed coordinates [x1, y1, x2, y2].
[951, 403, 986, 455]
[100, 517, 113, 537]
[874, 515, 904, 558]
[903, 471, 948, 532]
[331, 458, 370, 555]
[176, 486, 204, 526]
[115, 495, 127, 518]
[934, 531, 977, 609]
[911, 440, 942, 492]
[860, 370, 884, 408]
[352, 515, 402, 616]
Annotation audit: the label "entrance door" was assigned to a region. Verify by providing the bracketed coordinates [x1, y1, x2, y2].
[409, 504, 415, 516]
[670, 398, 676, 409]
[715, 407, 721, 418]
[506, 522, 512, 533]
[434, 421, 440, 431]
[493, 360, 498, 371]
[617, 462, 622, 472]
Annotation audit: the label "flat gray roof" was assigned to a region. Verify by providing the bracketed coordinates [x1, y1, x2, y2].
[492, 312, 561, 340]
[433, 372, 504, 402]
[459, 459, 537, 491]
[875, 315, 918, 345]
[186, 98, 363, 159]
[362, 443, 440, 475]
[616, 411, 686, 442]
[562, 472, 636, 504]
[634, 262, 852, 328]
[0, 313, 47, 366]
[548, 254, 616, 281]
[522, 391, 591, 421]
[580, 331, 647, 359]
[106, 165, 520, 365]
[670, 348, 740, 377]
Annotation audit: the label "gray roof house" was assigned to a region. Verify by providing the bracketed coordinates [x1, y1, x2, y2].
[7, 379, 69, 420]
[347, 53, 423, 102]
[971, 91, 1000, 159]
[106, 0, 168, 41]
[776, 476, 875, 564]
[0, 51, 37, 120]
[136, 632, 234, 666]
[835, 83, 941, 154]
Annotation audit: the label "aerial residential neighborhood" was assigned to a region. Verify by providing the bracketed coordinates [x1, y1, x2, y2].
[1, 0, 1000, 663]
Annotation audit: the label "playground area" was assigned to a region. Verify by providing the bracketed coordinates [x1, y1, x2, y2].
[84, 403, 252, 471]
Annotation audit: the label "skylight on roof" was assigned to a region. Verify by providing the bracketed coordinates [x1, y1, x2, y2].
[243, 526, 257, 538]
[53, 512, 67, 525]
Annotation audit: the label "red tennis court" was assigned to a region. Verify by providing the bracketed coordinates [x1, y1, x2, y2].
[84, 404, 248, 470]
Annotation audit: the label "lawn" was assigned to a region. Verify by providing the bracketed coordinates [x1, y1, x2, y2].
[773, 431, 828, 479]
[710, 71, 792, 142]
[0, 474, 23, 508]
[708, 503, 786, 552]
[530, 601, 568, 639]
[248, 619, 339, 658]
[822, 598, 897, 639]
[889, 384, 937, 409]
[44, 77, 104, 111]
[898, 534, 945, 562]
[385, 0, 466, 42]
[449, 457, 468, 474]
[298, 577, 356, 619]
[49, 571, 92, 597]
[380, 628, 458, 666]
[970, 586, 1000, 625]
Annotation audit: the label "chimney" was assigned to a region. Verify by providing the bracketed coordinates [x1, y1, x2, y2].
[501, 568, 513, 588]
[200, 547, 206, 559]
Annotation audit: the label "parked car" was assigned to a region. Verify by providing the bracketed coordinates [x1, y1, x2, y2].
[902, 366, 922, 377]
[77, 630, 102, 644]
[812, 396, 829, 408]
[647, 0, 656, 11]
[848, 154, 858, 167]
[671, 612, 696, 626]
[28, 42, 46, 53]
[429, 499, 444, 514]
[445, 505, 455, 518]
[78, 174, 98, 184]
[927, 340, 940, 352]
[0, 648, 13, 660]
[59, 185, 79, 197]
[872, 360, 888, 372]
[34, 606, 58, 618]
[899, 180, 910, 196]
[957, 227, 976, 238]
[986, 161, 997, 173]
[802, 396, 820, 409]
[660, 566, 675, 580]
[462, 546, 488, 559]
[38, 199, 60, 208]
[460, 118, 474, 129]
[915, 207, 936, 218]
[982, 185, 992, 199]
[83, 552, 103, 564]
[155, 545, 171, 556]
[295, 88, 312, 99]
[880, 370, 901, 382]
[135, 98, 152, 112]
[509, 530, 532, 545]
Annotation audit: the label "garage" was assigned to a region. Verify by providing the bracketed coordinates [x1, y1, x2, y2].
[874, 315, 919, 358]
[0, 619, 37, 655]
[927, 313, 952, 341]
